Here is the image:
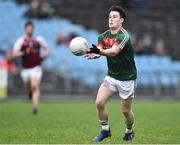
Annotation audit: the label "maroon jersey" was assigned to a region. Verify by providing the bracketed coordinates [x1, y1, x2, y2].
[14, 35, 48, 68]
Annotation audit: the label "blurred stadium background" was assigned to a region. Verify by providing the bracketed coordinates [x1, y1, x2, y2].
[0, 0, 180, 99]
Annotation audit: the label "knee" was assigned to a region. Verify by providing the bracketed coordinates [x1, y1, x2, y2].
[95, 100, 105, 108]
[31, 84, 39, 91]
[122, 108, 131, 117]
[30, 79, 40, 91]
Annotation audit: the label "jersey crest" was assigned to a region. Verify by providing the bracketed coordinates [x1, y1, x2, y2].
[102, 38, 118, 49]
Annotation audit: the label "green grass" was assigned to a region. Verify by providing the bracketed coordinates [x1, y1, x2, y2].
[0, 99, 180, 144]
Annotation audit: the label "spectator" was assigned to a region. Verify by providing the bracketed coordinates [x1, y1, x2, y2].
[39, 2, 55, 19]
[24, 0, 54, 19]
[24, 0, 40, 18]
[0, 49, 16, 73]
[56, 31, 78, 46]
[154, 39, 166, 56]
[134, 33, 153, 55]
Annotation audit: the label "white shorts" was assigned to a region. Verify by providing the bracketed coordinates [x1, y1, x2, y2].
[21, 66, 42, 83]
[104, 76, 137, 99]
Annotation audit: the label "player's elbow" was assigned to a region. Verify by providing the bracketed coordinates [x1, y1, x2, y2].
[110, 52, 117, 57]
[12, 51, 21, 58]
[46, 47, 50, 54]
[12, 51, 16, 58]
[109, 49, 119, 57]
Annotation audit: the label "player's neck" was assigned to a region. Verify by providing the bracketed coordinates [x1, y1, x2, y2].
[26, 34, 33, 38]
[26, 36, 33, 39]
[110, 25, 122, 34]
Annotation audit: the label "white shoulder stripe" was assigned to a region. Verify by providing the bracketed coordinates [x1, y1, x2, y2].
[120, 28, 129, 47]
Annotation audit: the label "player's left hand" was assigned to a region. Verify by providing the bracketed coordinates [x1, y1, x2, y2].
[84, 53, 100, 59]
[40, 53, 48, 61]
[40, 55, 47, 62]
[87, 44, 100, 54]
[39, 56, 44, 62]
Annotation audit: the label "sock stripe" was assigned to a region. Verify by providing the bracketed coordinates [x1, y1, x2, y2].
[99, 120, 108, 125]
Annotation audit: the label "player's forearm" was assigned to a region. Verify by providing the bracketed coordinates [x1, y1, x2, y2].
[99, 48, 118, 57]
[42, 47, 50, 59]
[12, 51, 24, 58]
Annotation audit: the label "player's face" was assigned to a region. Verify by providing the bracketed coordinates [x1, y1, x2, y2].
[109, 11, 123, 30]
[25, 25, 34, 37]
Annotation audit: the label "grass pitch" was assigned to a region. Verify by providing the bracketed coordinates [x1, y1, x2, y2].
[0, 99, 180, 144]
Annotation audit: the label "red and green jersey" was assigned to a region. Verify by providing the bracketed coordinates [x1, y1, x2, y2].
[97, 28, 137, 81]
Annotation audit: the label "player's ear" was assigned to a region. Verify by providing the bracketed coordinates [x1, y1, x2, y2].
[120, 18, 124, 23]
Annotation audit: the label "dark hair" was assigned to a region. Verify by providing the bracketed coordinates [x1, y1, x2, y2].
[109, 5, 126, 20]
[25, 20, 34, 28]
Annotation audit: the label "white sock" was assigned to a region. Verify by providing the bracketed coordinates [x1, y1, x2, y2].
[102, 125, 110, 131]
[125, 128, 133, 133]
[99, 120, 110, 131]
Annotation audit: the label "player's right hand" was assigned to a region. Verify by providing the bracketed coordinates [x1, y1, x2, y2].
[87, 44, 100, 54]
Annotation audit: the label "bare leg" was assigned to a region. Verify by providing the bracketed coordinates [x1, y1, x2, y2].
[93, 82, 116, 142]
[25, 80, 31, 92]
[30, 77, 41, 113]
[121, 98, 134, 131]
[24, 81, 33, 99]
[95, 82, 116, 121]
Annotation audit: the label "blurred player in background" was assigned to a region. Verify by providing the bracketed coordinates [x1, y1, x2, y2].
[12, 20, 50, 115]
[86, 5, 137, 142]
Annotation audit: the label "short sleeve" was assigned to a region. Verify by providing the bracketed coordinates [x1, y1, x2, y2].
[97, 34, 103, 48]
[116, 29, 129, 50]
[36, 36, 49, 48]
[13, 38, 23, 51]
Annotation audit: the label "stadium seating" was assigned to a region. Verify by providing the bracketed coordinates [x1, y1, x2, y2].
[0, 1, 180, 89]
